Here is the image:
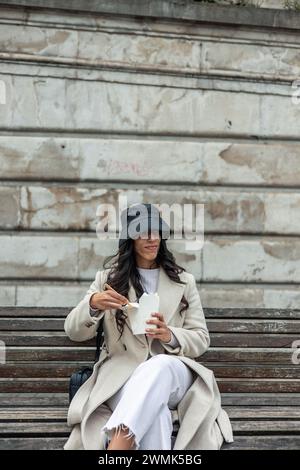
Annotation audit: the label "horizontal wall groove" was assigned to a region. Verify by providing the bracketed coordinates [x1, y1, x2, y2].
[0, 67, 295, 99]
[2, 180, 300, 192]
[1, 128, 300, 142]
[0, 53, 297, 86]
[2, 280, 300, 288]
[1, 231, 300, 240]
[3, 278, 300, 286]
[1, 130, 300, 145]
[2, 228, 300, 237]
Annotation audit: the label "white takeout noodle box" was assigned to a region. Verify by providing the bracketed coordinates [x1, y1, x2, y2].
[129, 292, 159, 335]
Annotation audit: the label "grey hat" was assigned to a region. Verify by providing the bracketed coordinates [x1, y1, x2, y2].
[118, 203, 170, 248]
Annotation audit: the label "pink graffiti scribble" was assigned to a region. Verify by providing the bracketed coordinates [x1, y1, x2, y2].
[108, 159, 150, 177]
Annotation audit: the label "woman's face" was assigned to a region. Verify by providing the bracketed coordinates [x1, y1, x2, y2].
[133, 230, 161, 265]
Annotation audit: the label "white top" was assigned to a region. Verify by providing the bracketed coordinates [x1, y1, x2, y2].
[136, 266, 160, 294]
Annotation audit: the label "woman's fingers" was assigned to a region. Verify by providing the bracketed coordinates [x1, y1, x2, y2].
[103, 300, 122, 309]
[146, 328, 165, 336]
[105, 287, 128, 304]
[103, 294, 128, 309]
[105, 301, 125, 309]
[104, 284, 128, 303]
[146, 318, 165, 328]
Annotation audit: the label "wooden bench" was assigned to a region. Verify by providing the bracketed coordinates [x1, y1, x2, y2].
[0, 307, 299, 450]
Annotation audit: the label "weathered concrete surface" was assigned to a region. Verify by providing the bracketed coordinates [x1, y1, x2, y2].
[0, 233, 299, 283]
[2, 184, 300, 235]
[0, 0, 298, 29]
[1, 137, 300, 187]
[0, 23, 201, 74]
[1, 71, 300, 138]
[0, 235, 201, 280]
[1, 21, 300, 80]
[0, 2, 299, 307]
[1, 281, 300, 308]
[203, 237, 300, 283]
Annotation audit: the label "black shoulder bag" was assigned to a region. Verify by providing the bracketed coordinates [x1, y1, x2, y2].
[69, 315, 105, 403]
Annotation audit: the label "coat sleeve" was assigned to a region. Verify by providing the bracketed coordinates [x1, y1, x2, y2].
[165, 330, 180, 348]
[161, 274, 210, 358]
[64, 269, 106, 342]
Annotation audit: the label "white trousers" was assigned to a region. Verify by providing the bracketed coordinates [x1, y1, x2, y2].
[101, 354, 195, 450]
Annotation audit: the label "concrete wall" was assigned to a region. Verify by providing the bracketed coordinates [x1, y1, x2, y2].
[0, 0, 300, 308]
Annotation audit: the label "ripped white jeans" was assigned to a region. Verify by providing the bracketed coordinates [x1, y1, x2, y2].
[101, 354, 195, 450]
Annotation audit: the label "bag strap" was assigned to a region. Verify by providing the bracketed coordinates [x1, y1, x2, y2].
[94, 314, 105, 363]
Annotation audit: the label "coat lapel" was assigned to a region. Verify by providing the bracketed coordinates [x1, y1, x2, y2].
[125, 266, 186, 338]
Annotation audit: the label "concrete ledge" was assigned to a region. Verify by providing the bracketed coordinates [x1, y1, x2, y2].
[0, 0, 300, 31]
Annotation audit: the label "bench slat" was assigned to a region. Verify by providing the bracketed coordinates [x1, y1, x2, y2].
[1, 307, 300, 319]
[2, 318, 300, 333]
[1, 420, 300, 435]
[1, 406, 299, 420]
[0, 378, 299, 393]
[4, 347, 295, 363]
[1, 331, 298, 348]
[1, 436, 299, 451]
[222, 436, 300, 450]
[1, 393, 299, 407]
[0, 363, 298, 379]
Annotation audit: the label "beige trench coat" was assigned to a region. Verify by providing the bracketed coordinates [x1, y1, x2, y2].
[64, 266, 234, 450]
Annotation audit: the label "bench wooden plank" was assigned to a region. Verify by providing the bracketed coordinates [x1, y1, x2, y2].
[0, 332, 95, 347]
[0, 393, 69, 407]
[0, 319, 64, 330]
[5, 347, 295, 363]
[6, 348, 95, 361]
[4, 422, 300, 434]
[218, 379, 300, 393]
[204, 309, 300, 319]
[0, 437, 66, 450]
[208, 319, 300, 333]
[0, 378, 299, 393]
[0, 379, 69, 393]
[1, 331, 298, 348]
[222, 436, 300, 450]
[0, 393, 298, 408]
[0, 391, 69, 409]
[0, 363, 298, 380]
[202, 348, 295, 363]
[0, 308, 68, 318]
[1, 307, 300, 319]
[1, 406, 299, 420]
[2, 318, 300, 333]
[0, 436, 299, 451]
[222, 393, 300, 406]
[0, 363, 90, 378]
[203, 365, 299, 379]
[210, 334, 298, 348]
[0, 409, 67, 420]
[1, 420, 300, 435]
[0, 423, 68, 434]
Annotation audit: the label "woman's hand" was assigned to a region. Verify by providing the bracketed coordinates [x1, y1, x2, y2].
[145, 312, 172, 343]
[90, 288, 128, 311]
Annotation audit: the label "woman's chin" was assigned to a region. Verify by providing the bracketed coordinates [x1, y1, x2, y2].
[142, 253, 157, 261]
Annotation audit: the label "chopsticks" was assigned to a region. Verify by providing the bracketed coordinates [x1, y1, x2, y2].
[104, 283, 138, 311]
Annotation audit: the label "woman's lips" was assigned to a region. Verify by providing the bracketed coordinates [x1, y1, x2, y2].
[145, 246, 158, 252]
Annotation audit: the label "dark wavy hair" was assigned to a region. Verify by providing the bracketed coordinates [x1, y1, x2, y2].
[102, 237, 189, 341]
